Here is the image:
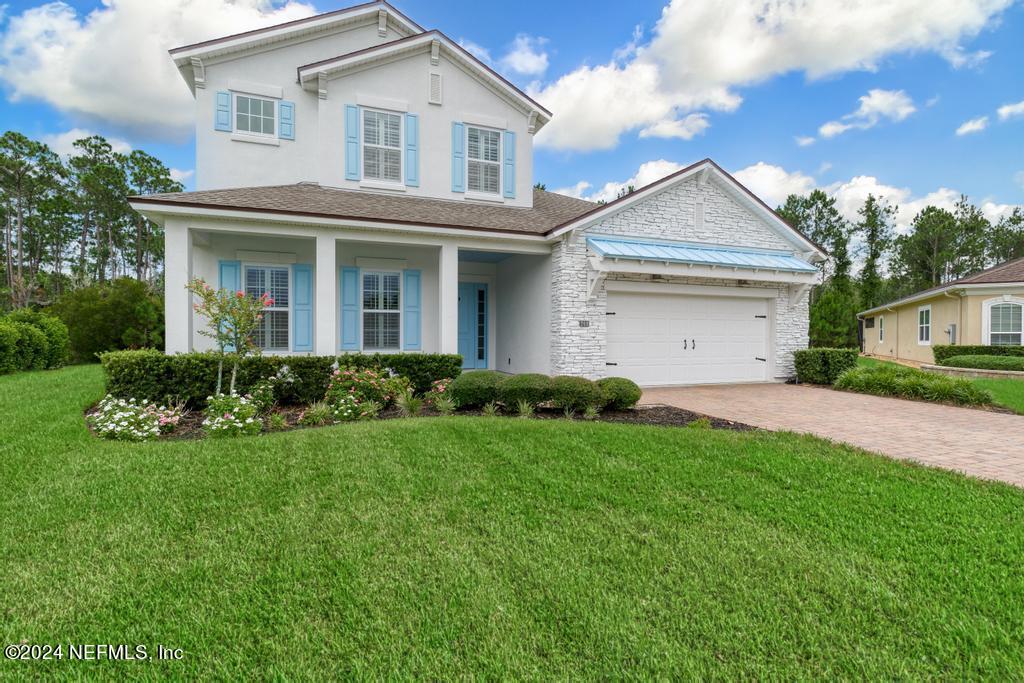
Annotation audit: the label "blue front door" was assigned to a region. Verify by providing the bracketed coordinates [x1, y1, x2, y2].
[458, 282, 488, 369]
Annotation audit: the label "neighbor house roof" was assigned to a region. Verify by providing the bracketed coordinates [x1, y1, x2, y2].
[858, 256, 1024, 316]
[130, 184, 596, 237]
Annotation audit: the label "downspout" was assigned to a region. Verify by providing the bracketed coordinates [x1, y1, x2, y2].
[943, 289, 964, 346]
[884, 306, 898, 360]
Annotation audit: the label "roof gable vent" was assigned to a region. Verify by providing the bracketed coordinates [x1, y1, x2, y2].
[429, 72, 442, 105]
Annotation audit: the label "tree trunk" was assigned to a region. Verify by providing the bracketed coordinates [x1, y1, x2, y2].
[135, 215, 144, 280]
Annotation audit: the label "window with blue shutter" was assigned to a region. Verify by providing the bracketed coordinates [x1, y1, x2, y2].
[405, 114, 419, 187]
[344, 105, 360, 181]
[218, 260, 241, 351]
[340, 267, 360, 350]
[291, 264, 312, 351]
[215, 91, 232, 132]
[451, 121, 465, 192]
[279, 101, 295, 140]
[502, 131, 516, 199]
[403, 269, 421, 350]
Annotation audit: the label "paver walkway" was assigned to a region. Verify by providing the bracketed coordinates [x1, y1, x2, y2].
[643, 383, 1024, 487]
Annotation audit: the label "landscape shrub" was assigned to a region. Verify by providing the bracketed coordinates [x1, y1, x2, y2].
[834, 365, 992, 407]
[100, 351, 457, 408]
[597, 377, 642, 409]
[203, 393, 262, 438]
[550, 375, 605, 411]
[10, 321, 48, 371]
[87, 395, 183, 441]
[51, 278, 163, 362]
[326, 367, 394, 406]
[938, 355, 1024, 372]
[0, 321, 21, 374]
[450, 370, 505, 408]
[933, 344, 1024, 364]
[336, 353, 462, 395]
[496, 373, 553, 407]
[4, 310, 69, 369]
[794, 348, 860, 385]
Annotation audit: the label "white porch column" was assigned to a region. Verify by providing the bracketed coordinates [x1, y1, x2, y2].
[315, 232, 337, 355]
[164, 222, 192, 354]
[438, 243, 459, 353]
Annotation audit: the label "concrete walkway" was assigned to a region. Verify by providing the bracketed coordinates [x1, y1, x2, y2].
[643, 383, 1024, 487]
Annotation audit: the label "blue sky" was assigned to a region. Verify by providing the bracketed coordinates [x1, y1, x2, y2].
[0, 0, 1021, 228]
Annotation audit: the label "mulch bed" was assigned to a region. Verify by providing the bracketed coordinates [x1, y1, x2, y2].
[85, 402, 755, 441]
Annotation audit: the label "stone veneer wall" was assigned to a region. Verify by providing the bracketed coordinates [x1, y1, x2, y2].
[549, 175, 812, 380]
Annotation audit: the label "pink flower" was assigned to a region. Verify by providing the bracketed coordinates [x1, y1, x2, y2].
[236, 291, 245, 298]
[224, 412, 233, 419]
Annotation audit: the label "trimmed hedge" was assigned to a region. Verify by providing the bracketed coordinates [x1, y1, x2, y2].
[0, 321, 19, 374]
[449, 370, 505, 408]
[496, 373, 553, 407]
[794, 347, 859, 385]
[939, 354, 1024, 372]
[100, 350, 462, 407]
[598, 377, 643, 409]
[4, 309, 69, 369]
[550, 375, 605, 411]
[10, 321, 48, 372]
[834, 364, 992, 407]
[933, 344, 1024, 364]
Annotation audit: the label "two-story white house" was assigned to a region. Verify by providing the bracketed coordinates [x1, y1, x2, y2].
[131, 0, 825, 385]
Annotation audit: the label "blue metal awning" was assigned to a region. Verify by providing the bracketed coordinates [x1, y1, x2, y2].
[587, 236, 817, 273]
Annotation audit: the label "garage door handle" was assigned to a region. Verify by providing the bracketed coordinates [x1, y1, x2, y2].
[692, 339, 695, 349]
[606, 362, 618, 366]
[683, 339, 687, 350]
[755, 357, 766, 362]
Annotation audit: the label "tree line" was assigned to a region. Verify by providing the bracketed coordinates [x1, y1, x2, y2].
[778, 190, 1024, 348]
[0, 131, 182, 310]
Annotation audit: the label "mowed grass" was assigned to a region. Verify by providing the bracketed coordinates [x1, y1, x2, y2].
[2, 366, 1024, 679]
[859, 355, 1024, 414]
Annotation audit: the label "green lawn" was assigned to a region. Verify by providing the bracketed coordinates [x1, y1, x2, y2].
[3, 366, 1024, 678]
[859, 355, 1024, 414]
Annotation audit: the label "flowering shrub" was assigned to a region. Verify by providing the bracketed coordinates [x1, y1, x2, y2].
[298, 394, 366, 426]
[330, 393, 365, 422]
[247, 379, 276, 414]
[426, 377, 453, 405]
[88, 395, 183, 441]
[325, 367, 394, 406]
[202, 393, 262, 438]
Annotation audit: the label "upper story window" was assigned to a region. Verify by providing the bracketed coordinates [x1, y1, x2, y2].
[363, 109, 402, 184]
[990, 302, 1022, 346]
[245, 265, 289, 351]
[467, 126, 501, 195]
[236, 94, 275, 136]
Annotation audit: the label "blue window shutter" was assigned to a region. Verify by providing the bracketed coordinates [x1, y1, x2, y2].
[405, 113, 419, 187]
[451, 121, 465, 192]
[215, 91, 232, 132]
[403, 269, 421, 350]
[503, 131, 516, 199]
[292, 264, 312, 352]
[218, 260, 241, 352]
[344, 105, 360, 181]
[279, 101, 295, 140]
[340, 267, 360, 350]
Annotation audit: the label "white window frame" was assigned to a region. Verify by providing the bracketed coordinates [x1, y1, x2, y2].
[465, 125, 502, 198]
[243, 263, 292, 353]
[360, 270, 403, 353]
[360, 107, 404, 186]
[917, 304, 931, 346]
[878, 315, 884, 343]
[983, 296, 1024, 346]
[233, 93, 278, 138]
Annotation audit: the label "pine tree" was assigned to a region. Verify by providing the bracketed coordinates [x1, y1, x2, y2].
[856, 194, 895, 310]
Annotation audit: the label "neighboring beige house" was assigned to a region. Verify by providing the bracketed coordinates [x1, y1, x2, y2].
[858, 257, 1024, 363]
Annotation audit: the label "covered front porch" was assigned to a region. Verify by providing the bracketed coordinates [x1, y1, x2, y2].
[163, 219, 552, 372]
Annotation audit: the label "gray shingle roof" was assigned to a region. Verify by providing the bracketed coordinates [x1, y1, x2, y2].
[131, 184, 596, 236]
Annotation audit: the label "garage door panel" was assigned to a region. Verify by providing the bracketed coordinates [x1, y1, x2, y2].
[606, 291, 769, 386]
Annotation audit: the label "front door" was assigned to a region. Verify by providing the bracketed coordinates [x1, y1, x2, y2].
[458, 282, 488, 369]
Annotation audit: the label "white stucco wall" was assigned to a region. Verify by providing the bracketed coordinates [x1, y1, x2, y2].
[550, 175, 812, 380]
[496, 254, 551, 374]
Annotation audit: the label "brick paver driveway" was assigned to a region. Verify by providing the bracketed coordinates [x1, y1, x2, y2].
[643, 383, 1024, 487]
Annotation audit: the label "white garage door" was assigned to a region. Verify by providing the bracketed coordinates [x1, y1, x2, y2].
[606, 291, 770, 386]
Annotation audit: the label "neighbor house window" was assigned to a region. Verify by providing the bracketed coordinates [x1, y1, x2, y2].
[235, 94, 275, 136]
[879, 315, 884, 342]
[917, 305, 931, 345]
[245, 265, 289, 351]
[990, 302, 1022, 346]
[362, 271, 401, 351]
[467, 126, 500, 194]
[362, 109, 402, 183]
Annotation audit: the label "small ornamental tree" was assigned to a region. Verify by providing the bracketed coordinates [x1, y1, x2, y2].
[186, 278, 273, 394]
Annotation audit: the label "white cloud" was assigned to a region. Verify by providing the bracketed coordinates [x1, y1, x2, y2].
[499, 34, 548, 76]
[997, 100, 1024, 121]
[817, 161, 833, 175]
[0, 0, 317, 138]
[458, 39, 493, 65]
[638, 113, 710, 140]
[941, 46, 993, 69]
[818, 89, 916, 138]
[955, 116, 988, 135]
[552, 180, 591, 199]
[732, 162, 815, 208]
[555, 159, 685, 203]
[795, 135, 816, 147]
[41, 128, 131, 157]
[532, 0, 1011, 151]
[925, 95, 941, 107]
[169, 168, 194, 184]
